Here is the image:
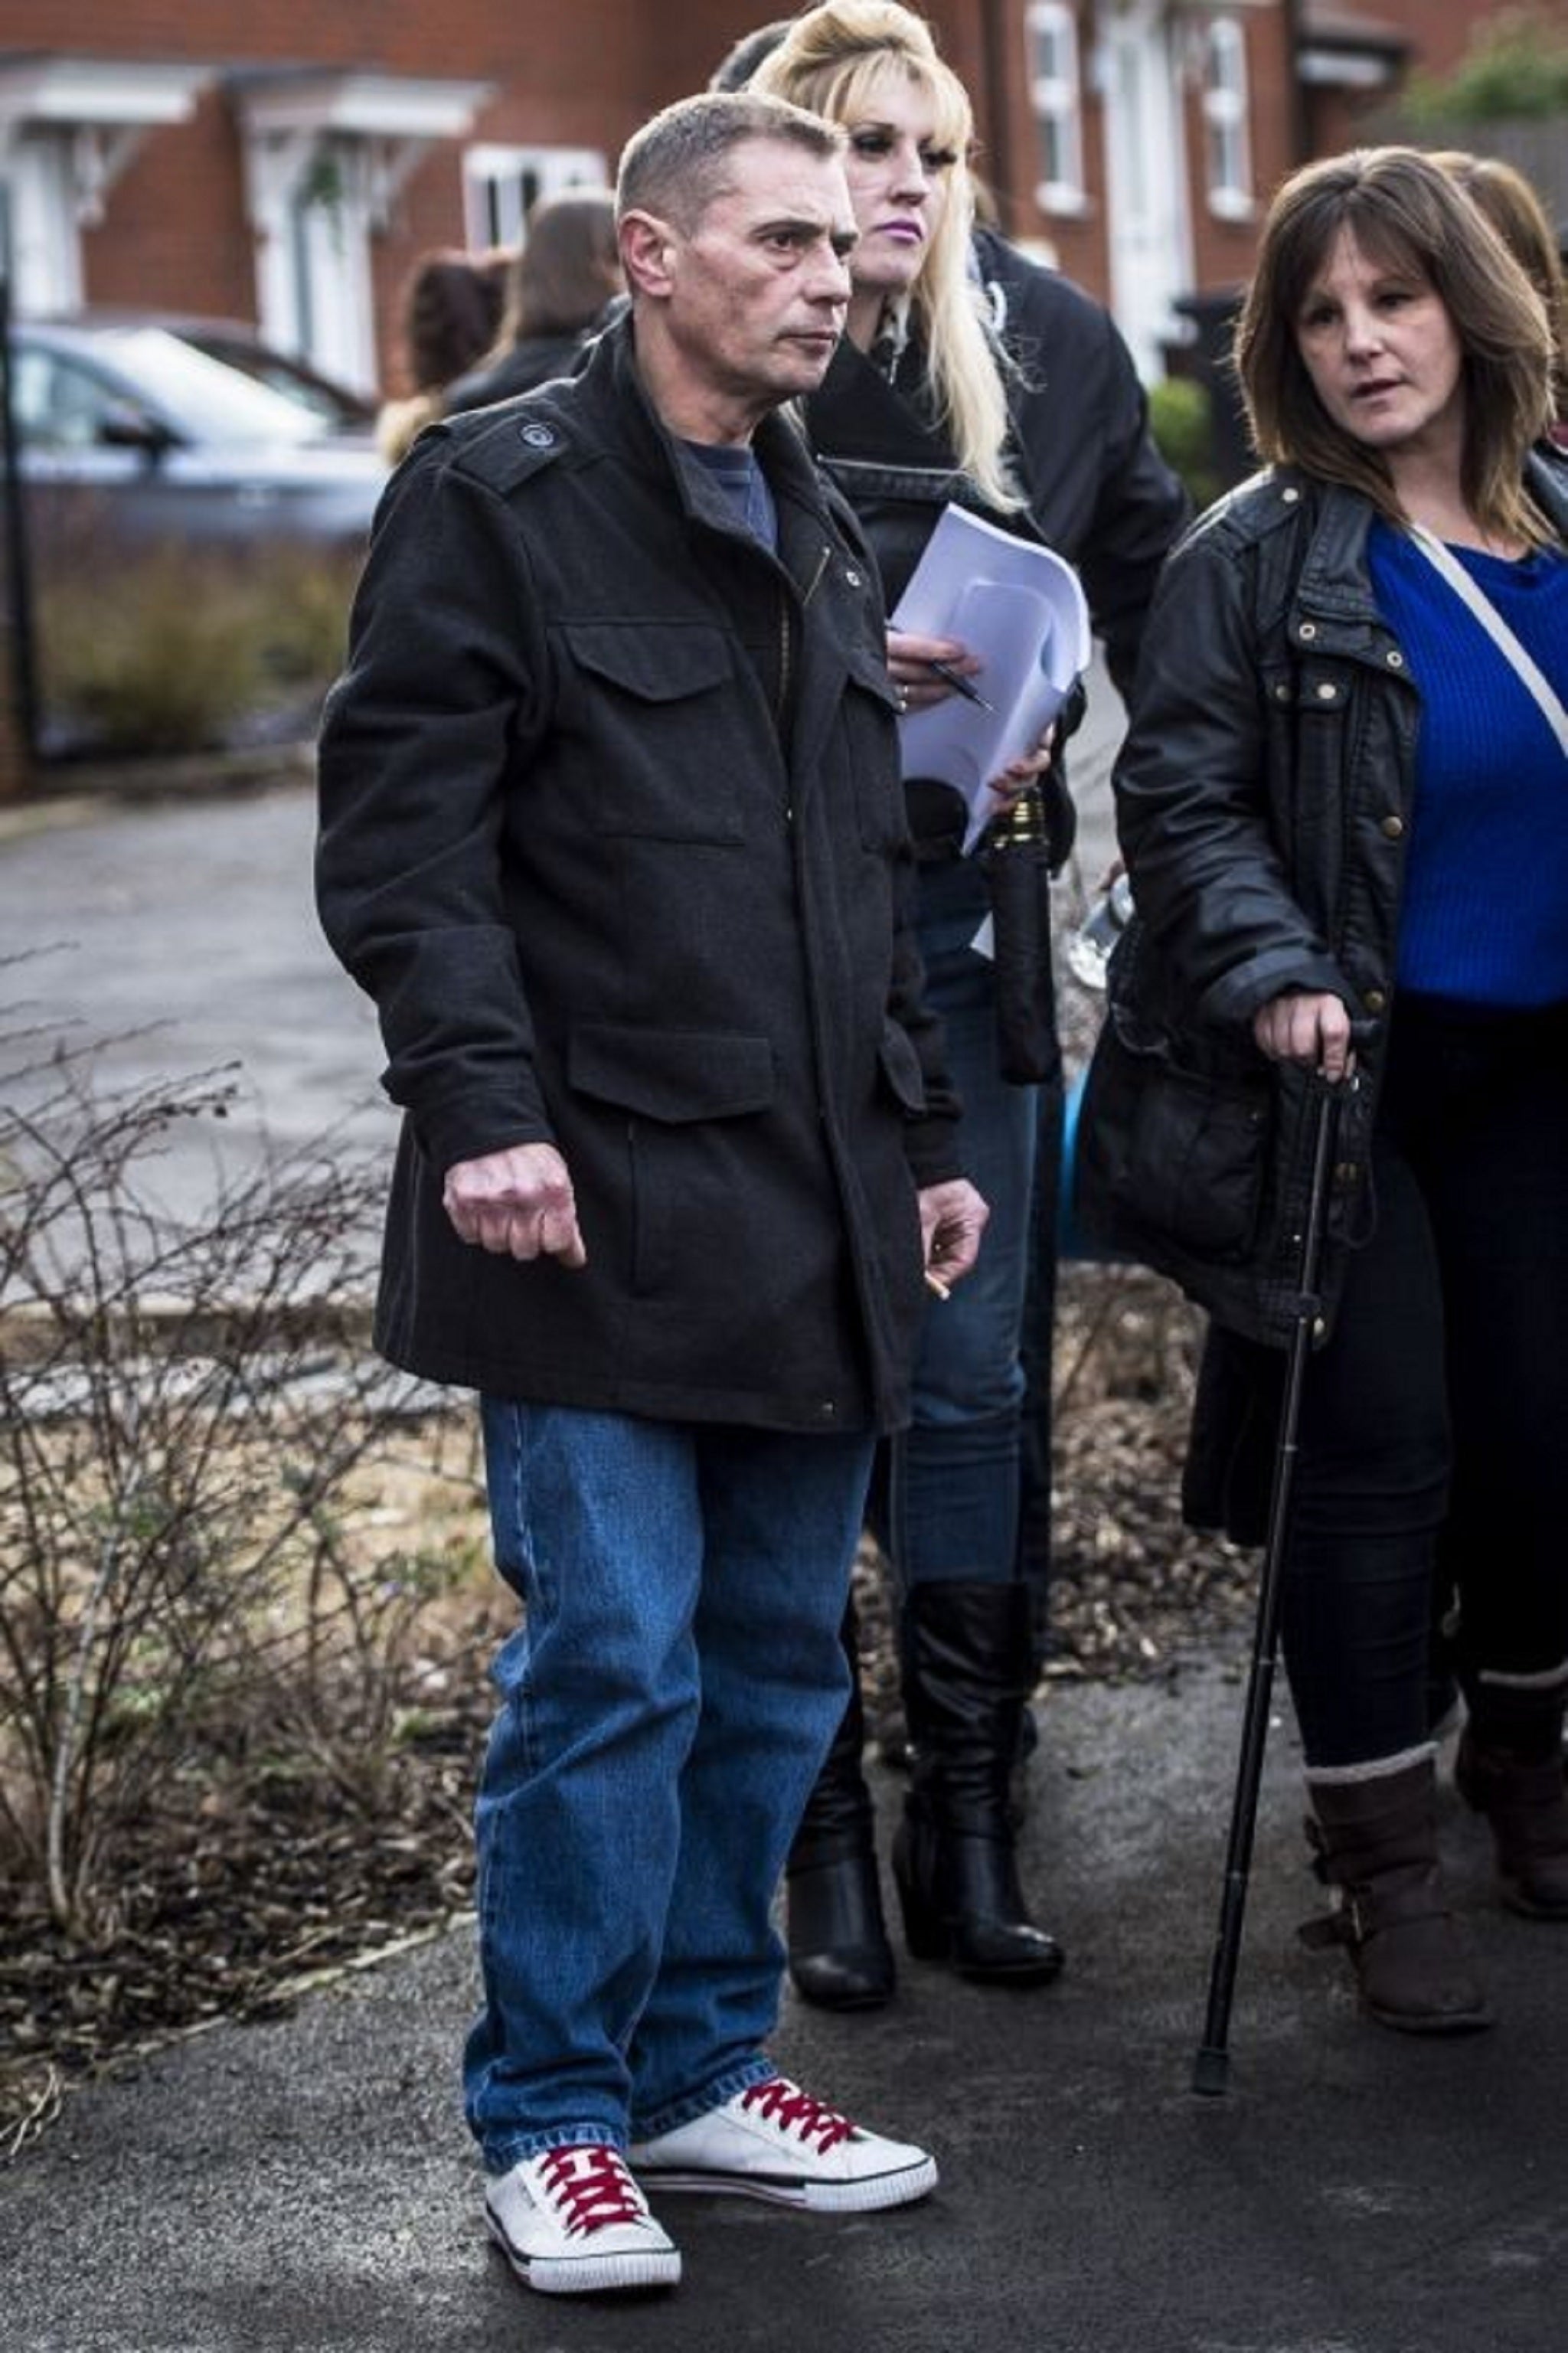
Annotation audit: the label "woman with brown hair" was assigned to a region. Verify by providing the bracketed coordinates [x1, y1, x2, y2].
[443, 188, 622, 415]
[375, 248, 508, 463]
[1080, 147, 1568, 2035]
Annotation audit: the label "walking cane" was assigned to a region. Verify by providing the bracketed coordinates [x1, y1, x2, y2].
[1191, 1064, 1347, 2096]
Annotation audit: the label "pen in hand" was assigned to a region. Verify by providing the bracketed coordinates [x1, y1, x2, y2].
[926, 658, 995, 713]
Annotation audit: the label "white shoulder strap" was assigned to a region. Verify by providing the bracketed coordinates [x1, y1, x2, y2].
[1408, 525, 1568, 757]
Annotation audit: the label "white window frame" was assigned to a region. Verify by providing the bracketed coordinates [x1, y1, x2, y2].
[0, 58, 208, 316]
[1202, 17, 1254, 223]
[237, 73, 492, 395]
[1023, 3, 1087, 217]
[462, 145, 609, 251]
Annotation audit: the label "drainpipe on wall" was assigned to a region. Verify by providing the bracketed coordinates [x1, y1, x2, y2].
[1279, 0, 1312, 168]
[977, 0, 1019, 235]
[0, 263, 38, 796]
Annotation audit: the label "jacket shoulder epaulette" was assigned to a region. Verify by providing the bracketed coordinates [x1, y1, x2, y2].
[1178, 466, 1315, 562]
[442, 397, 577, 496]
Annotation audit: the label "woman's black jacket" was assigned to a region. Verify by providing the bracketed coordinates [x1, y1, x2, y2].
[1076, 444, 1568, 1352]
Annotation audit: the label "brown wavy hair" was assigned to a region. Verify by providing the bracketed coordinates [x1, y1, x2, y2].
[1430, 149, 1568, 418]
[495, 189, 621, 345]
[1235, 147, 1556, 542]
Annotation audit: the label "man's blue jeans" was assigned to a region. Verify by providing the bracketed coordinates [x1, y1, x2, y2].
[466, 1399, 876, 2172]
[890, 855, 1040, 1586]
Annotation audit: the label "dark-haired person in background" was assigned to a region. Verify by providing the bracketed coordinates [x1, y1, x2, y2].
[444, 187, 623, 414]
[375, 247, 508, 462]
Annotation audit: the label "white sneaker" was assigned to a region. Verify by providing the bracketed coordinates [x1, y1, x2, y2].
[485, 2144, 681, 2296]
[629, 2074, 938, 2213]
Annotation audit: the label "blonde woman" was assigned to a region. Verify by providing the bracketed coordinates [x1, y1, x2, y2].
[753, 2, 1185, 2010]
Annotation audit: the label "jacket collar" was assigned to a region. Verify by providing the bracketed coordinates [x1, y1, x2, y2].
[1525, 440, 1568, 539]
[573, 312, 861, 788]
[1285, 442, 1568, 649]
[575, 309, 840, 552]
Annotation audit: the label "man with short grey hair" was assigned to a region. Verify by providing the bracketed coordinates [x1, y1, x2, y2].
[318, 91, 984, 2300]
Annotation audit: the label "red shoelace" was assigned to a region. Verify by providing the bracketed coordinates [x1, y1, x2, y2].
[537, 2145, 646, 2237]
[741, 2076, 856, 2152]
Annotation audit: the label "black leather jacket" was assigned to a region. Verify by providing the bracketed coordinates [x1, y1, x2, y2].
[1076, 444, 1568, 1348]
[972, 229, 1188, 702]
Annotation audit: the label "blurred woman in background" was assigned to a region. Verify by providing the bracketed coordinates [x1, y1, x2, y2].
[444, 188, 622, 415]
[1433, 151, 1567, 439]
[375, 247, 508, 463]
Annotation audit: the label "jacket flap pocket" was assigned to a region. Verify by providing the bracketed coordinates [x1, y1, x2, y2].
[569, 1024, 775, 1123]
[877, 1021, 927, 1113]
[561, 623, 731, 703]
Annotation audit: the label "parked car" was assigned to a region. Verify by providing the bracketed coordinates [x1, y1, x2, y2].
[7, 320, 389, 756]
[9, 318, 387, 557]
[53, 308, 378, 433]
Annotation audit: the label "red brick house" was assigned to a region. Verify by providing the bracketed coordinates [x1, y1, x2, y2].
[0, 3, 1545, 394]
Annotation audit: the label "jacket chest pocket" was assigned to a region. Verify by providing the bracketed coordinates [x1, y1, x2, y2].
[840, 645, 906, 851]
[1263, 653, 1358, 926]
[560, 621, 747, 842]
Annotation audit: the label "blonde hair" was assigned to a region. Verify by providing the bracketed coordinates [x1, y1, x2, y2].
[1236, 147, 1556, 544]
[753, 1, 1020, 510]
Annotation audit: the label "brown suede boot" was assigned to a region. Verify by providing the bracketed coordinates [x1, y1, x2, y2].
[1301, 1755, 1492, 2034]
[1455, 1682, 1568, 1920]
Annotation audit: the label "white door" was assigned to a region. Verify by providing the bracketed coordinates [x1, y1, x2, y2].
[289, 141, 377, 395]
[1099, 3, 1191, 381]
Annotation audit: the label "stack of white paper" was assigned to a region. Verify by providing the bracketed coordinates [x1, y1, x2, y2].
[890, 503, 1091, 852]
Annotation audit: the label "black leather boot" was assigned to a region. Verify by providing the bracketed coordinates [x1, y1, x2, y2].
[1301, 1755, 1492, 2033]
[785, 1597, 895, 2011]
[890, 1580, 1063, 1985]
[1455, 1681, 1568, 1920]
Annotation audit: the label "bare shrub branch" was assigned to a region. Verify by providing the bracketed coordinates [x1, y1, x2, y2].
[0, 1019, 445, 1933]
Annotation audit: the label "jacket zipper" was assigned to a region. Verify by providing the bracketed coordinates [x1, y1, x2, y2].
[779, 544, 835, 816]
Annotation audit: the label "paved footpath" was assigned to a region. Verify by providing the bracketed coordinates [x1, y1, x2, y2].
[3, 1665, 1566, 2353]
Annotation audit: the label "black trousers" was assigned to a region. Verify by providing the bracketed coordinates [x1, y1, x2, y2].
[1276, 994, 1568, 1769]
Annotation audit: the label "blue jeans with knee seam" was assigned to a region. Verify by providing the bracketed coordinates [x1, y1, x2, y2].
[465, 1400, 875, 2171]
[890, 855, 1041, 1587]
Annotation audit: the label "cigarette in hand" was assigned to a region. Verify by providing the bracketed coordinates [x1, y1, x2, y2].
[924, 1270, 952, 1300]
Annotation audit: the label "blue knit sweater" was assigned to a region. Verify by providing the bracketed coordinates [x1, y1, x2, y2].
[1367, 519, 1568, 1006]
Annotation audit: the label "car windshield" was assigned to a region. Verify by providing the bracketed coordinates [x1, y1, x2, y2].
[94, 328, 329, 445]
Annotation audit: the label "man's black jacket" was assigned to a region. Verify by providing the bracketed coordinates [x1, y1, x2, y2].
[317, 316, 962, 1433]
